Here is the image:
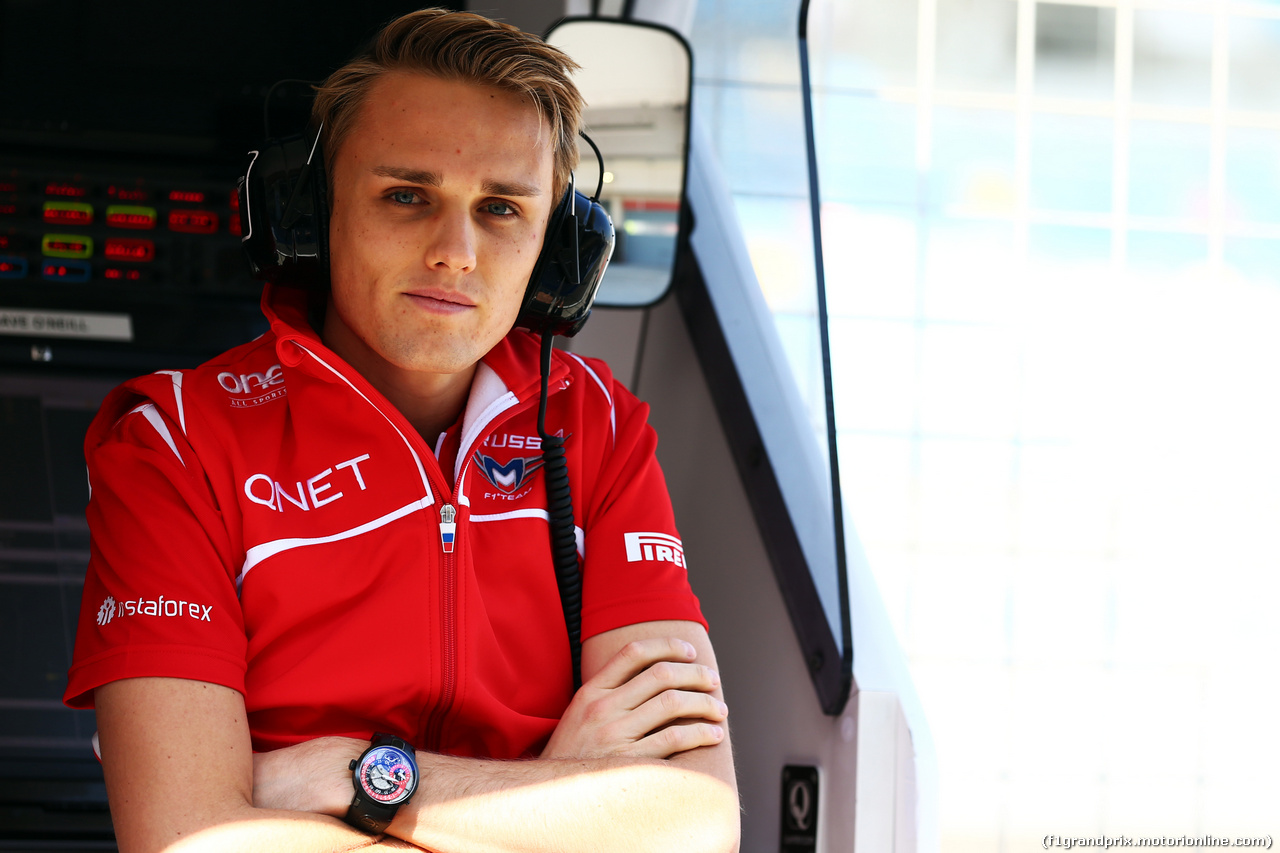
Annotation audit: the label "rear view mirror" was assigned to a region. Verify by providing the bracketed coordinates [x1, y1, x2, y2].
[545, 18, 692, 308]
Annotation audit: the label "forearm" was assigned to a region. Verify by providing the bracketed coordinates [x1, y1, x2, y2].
[95, 679, 421, 853]
[156, 807, 416, 853]
[389, 750, 739, 853]
[251, 628, 741, 852]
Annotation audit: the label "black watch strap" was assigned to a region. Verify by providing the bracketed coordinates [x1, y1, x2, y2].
[345, 796, 399, 835]
[344, 733, 418, 834]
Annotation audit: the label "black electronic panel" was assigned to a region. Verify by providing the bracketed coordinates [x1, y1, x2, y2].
[0, 1, 463, 375]
[0, 154, 267, 372]
[0, 374, 120, 846]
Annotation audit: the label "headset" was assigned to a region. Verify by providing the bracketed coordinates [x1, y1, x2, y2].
[237, 122, 613, 687]
[237, 125, 615, 337]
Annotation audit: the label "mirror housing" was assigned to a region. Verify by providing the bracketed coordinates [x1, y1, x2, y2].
[545, 17, 693, 308]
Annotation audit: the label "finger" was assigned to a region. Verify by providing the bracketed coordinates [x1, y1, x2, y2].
[586, 637, 698, 691]
[626, 721, 728, 760]
[616, 690, 728, 742]
[605, 658, 721, 714]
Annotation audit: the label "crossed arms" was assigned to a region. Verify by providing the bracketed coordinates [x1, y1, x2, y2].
[95, 619, 740, 853]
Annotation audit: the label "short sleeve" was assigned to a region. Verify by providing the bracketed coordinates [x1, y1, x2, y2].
[63, 394, 247, 709]
[578, 376, 706, 640]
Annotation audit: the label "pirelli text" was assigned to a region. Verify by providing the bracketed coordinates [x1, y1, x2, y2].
[1044, 835, 1273, 850]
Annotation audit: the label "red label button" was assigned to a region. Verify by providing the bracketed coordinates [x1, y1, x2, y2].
[45, 182, 88, 198]
[104, 238, 155, 262]
[168, 209, 219, 234]
[109, 186, 149, 203]
[43, 202, 95, 226]
[105, 205, 158, 229]
[104, 267, 145, 282]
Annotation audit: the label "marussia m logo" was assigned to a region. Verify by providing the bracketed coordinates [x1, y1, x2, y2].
[473, 450, 544, 494]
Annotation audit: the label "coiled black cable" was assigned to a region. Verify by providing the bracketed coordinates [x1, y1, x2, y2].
[538, 331, 583, 690]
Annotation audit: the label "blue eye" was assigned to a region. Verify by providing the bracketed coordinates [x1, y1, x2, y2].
[389, 190, 419, 205]
[484, 201, 516, 217]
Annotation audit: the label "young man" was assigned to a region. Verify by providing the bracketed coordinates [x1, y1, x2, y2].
[63, 9, 738, 852]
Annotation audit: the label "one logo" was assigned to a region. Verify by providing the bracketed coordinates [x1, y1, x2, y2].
[623, 532, 687, 568]
[473, 451, 544, 494]
[218, 363, 286, 408]
[97, 596, 117, 626]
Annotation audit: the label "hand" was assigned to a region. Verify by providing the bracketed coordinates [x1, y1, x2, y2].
[252, 736, 365, 818]
[540, 636, 728, 761]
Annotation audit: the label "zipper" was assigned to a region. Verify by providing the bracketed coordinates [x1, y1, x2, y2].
[439, 504, 456, 552]
[427, 503, 458, 750]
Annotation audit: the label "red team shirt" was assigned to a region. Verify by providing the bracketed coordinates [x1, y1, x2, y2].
[64, 284, 705, 758]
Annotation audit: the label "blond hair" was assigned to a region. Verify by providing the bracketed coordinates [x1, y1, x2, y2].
[312, 8, 583, 200]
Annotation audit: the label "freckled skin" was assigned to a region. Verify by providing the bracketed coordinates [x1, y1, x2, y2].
[322, 72, 555, 435]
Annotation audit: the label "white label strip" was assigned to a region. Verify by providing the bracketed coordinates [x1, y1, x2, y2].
[0, 307, 134, 341]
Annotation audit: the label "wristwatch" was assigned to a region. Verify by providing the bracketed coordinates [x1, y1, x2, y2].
[344, 733, 419, 834]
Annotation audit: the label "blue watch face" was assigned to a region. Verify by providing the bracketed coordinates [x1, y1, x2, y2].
[356, 745, 417, 805]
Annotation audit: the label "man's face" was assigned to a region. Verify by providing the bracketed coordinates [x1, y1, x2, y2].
[323, 72, 556, 382]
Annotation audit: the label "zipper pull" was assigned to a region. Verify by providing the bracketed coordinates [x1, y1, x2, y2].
[439, 504, 457, 554]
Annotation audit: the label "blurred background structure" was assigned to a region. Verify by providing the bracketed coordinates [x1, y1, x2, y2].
[692, 0, 1280, 849]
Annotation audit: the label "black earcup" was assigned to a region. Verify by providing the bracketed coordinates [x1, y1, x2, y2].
[517, 184, 615, 338]
[238, 129, 329, 289]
